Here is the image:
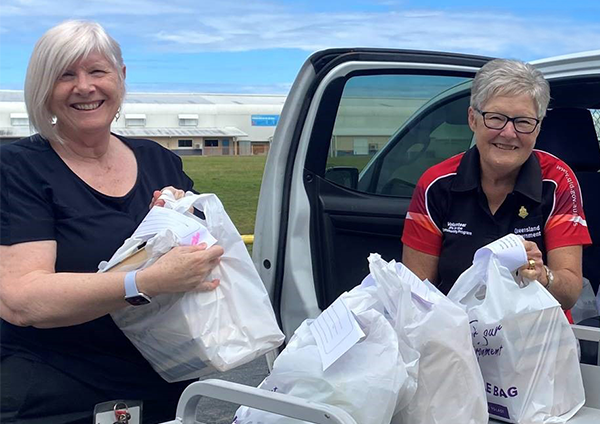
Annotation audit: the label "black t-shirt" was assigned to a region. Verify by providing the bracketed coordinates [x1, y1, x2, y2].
[0, 134, 194, 400]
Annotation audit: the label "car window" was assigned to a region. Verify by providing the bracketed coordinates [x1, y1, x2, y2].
[592, 109, 600, 142]
[325, 74, 473, 198]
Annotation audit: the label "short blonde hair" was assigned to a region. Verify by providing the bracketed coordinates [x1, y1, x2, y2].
[24, 20, 125, 143]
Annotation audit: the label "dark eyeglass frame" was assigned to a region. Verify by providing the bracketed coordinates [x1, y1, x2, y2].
[475, 108, 540, 134]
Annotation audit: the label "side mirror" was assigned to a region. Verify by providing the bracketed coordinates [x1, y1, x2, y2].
[325, 166, 359, 189]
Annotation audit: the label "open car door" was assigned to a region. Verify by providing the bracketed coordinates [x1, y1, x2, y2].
[253, 49, 493, 337]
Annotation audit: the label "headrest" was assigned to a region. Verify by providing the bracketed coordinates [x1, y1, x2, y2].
[536, 108, 600, 172]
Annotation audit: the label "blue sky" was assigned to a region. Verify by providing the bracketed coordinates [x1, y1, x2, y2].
[1, 0, 599, 94]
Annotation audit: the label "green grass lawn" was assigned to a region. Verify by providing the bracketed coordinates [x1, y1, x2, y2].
[182, 155, 375, 237]
[326, 155, 373, 170]
[182, 156, 267, 236]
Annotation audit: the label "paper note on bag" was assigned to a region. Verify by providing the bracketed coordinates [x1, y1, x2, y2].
[309, 297, 365, 371]
[133, 206, 217, 247]
[474, 233, 527, 271]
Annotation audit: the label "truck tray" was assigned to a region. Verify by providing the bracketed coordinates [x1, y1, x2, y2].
[161, 325, 600, 424]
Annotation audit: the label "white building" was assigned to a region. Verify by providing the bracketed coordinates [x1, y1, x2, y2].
[0, 90, 286, 156]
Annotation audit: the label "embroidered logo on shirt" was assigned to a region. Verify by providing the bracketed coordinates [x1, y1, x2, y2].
[518, 206, 528, 219]
[514, 225, 541, 239]
[443, 222, 472, 236]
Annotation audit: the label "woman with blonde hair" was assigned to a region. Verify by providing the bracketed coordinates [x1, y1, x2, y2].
[0, 20, 223, 423]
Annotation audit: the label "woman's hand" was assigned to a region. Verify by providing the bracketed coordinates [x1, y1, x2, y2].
[518, 240, 547, 286]
[517, 241, 584, 309]
[137, 243, 225, 296]
[149, 186, 186, 209]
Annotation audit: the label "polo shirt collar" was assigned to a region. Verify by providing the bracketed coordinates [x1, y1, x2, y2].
[451, 146, 542, 203]
[451, 147, 480, 192]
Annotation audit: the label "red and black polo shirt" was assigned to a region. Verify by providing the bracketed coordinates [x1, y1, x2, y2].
[402, 146, 592, 295]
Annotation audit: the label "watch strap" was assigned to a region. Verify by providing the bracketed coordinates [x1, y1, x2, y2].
[124, 270, 141, 298]
[543, 265, 554, 290]
[124, 270, 151, 305]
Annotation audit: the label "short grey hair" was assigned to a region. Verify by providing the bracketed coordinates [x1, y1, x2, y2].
[470, 59, 550, 119]
[24, 20, 125, 143]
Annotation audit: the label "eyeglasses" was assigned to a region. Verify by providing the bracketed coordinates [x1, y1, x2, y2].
[475, 109, 540, 134]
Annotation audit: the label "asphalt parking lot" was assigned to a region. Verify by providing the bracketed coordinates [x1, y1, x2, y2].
[194, 356, 270, 424]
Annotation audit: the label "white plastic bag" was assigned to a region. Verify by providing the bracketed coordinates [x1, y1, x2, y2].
[366, 254, 488, 424]
[447, 235, 585, 423]
[108, 193, 285, 382]
[571, 277, 599, 324]
[233, 284, 418, 424]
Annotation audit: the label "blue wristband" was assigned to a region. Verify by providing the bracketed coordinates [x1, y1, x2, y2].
[124, 270, 151, 306]
[124, 270, 140, 298]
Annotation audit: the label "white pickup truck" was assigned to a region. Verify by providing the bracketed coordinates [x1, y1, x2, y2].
[166, 48, 600, 423]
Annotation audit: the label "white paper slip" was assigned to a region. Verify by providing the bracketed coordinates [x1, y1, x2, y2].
[474, 233, 527, 271]
[309, 297, 365, 371]
[133, 206, 217, 247]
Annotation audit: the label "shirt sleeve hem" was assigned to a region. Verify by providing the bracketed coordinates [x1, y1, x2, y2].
[401, 234, 442, 257]
[0, 234, 56, 246]
[545, 235, 592, 252]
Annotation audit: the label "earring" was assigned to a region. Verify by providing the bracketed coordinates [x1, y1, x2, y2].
[114, 108, 121, 122]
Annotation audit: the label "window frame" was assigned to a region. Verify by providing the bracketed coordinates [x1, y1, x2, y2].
[178, 114, 199, 127]
[125, 114, 147, 127]
[10, 112, 29, 127]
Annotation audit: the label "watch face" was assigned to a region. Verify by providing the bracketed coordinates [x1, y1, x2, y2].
[125, 294, 151, 306]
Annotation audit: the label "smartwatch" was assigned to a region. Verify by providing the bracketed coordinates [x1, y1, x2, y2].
[124, 270, 151, 306]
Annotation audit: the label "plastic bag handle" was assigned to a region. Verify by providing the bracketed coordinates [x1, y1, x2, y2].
[367, 254, 416, 330]
[368, 254, 399, 320]
[158, 191, 215, 214]
[446, 259, 488, 303]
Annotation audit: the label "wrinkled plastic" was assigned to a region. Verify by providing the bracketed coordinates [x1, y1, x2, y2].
[572, 277, 599, 324]
[367, 254, 488, 424]
[109, 193, 284, 382]
[233, 283, 418, 424]
[447, 243, 585, 424]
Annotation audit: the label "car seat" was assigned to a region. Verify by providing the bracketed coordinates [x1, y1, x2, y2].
[535, 107, 600, 295]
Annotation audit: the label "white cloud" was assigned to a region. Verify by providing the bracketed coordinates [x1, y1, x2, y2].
[1, 0, 599, 60]
[147, 9, 600, 59]
[155, 31, 226, 45]
[0, 0, 192, 16]
[2, 1, 598, 93]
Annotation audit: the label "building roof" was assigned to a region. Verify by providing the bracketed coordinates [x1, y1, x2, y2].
[0, 90, 286, 105]
[113, 127, 247, 138]
[0, 90, 278, 141]
[0, 126, 247, 139]
[0, 91, 24, 102]
[125, 93, 286, 105]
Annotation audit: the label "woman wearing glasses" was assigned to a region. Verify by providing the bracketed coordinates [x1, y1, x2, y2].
[401, 58, 591, 311]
